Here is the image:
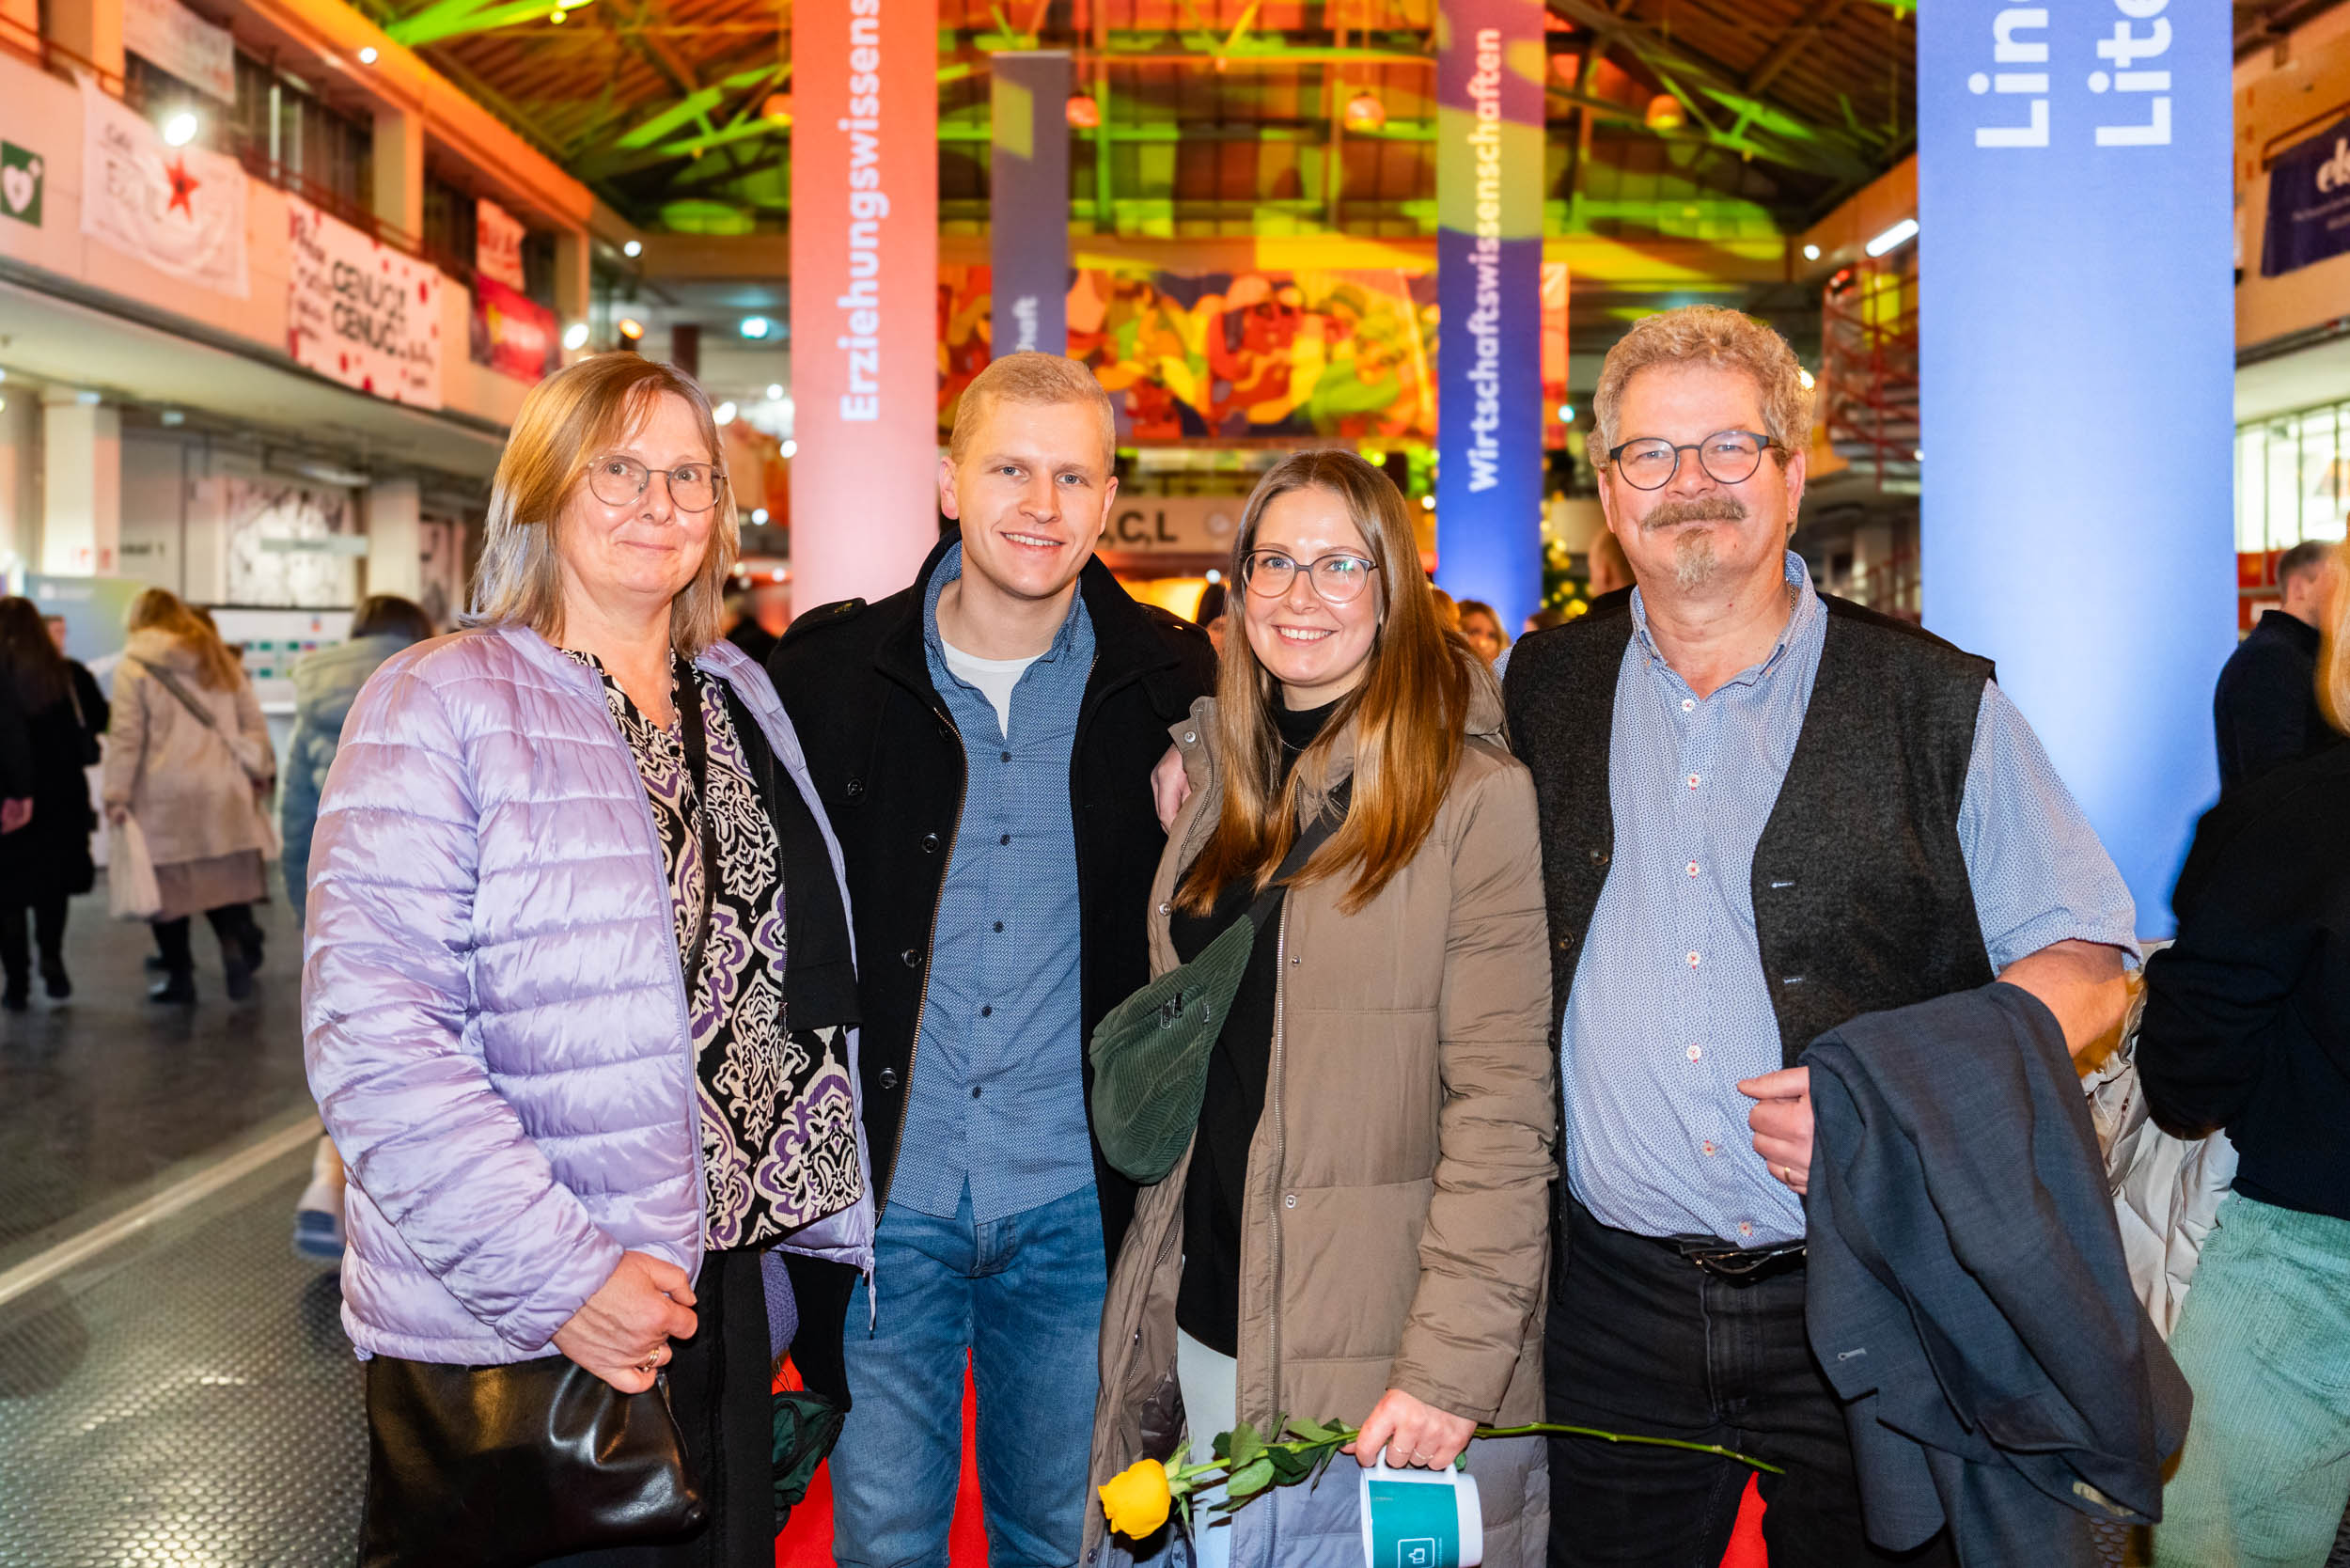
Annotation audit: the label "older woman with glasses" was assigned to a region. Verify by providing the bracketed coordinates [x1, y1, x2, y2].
[304, 353, 872, 1567]
[1088, 449, 1556, 1568]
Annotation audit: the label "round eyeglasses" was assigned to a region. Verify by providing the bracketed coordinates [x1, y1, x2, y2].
[1240, 548, 1379, 604]
[1606, 430, 1783, 491]
[586, 454, 724, 513]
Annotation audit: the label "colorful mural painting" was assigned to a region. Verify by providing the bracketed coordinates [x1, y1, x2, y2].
[937, 264, 1439, 444]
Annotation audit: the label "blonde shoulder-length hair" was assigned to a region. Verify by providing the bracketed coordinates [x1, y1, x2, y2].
[126, 586, 243, 689]
[1177, 448, 1479, 917]
[2316, 541, 2350, 738]
[466, 353, 738, 655]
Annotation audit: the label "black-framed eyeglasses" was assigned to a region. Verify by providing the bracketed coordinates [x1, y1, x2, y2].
[1605, 430, 1783, 491]
[586, 454, 725, 513]
[1240, 548, 1379, 604]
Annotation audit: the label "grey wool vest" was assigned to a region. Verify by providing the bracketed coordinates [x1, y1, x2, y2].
[1502, 588, 1998, 1070]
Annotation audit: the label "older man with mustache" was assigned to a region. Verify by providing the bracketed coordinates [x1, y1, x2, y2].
[1502, 306, 2139, 1567]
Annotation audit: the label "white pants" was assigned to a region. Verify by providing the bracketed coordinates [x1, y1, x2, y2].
[1178, 1329, 1239, 1568]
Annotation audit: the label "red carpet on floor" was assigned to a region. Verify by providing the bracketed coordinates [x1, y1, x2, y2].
[775, 1360, 1770, 1566]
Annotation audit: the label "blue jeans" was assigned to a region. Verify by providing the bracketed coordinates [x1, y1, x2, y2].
[831, 1182, 1108, 1568]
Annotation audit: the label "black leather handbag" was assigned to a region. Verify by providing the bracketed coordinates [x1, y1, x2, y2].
[359, 1353, 708, 1568]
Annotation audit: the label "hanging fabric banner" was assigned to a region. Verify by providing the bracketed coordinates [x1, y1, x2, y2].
[476, 196, 527, 290]
[789, 0, 939, 612]
[2260, 113, 2350, 277]
[990, 51, 1071, 357]
[79, 76, 247, 297]
[1433, 0, 1544, 634]
[470, 274, 557, 384]
[287, 196, 444, 408]
[122, 0, 235, 103]
[1919, 0, 2232, 933]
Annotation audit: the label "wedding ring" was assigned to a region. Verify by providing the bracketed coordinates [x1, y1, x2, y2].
[638, 1356, 660, 1372]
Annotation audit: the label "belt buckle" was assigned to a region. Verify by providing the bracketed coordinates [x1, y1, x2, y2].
[1682, 1241, 1804, 1283]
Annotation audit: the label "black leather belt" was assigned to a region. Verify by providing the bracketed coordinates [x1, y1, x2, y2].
[1658, 1233, 1808, 1285]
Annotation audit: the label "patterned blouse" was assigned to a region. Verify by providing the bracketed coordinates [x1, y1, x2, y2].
[569, 651, 864, 1250]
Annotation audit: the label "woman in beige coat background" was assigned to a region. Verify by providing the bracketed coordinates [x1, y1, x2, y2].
[1087, 450, 1556, 1568]
[104, 588, 274, 1003]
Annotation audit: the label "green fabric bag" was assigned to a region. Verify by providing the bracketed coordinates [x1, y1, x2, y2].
[1089, 813, 1339, 1184]
[772, 1388, 845, 1524]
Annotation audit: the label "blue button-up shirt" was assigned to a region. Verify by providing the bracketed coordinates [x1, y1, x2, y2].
[1562, 552, 2139, 1247]
[889, 545, 1099, 1224]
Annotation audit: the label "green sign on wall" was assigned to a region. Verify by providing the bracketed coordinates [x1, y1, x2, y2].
[1, 141, 42, 227]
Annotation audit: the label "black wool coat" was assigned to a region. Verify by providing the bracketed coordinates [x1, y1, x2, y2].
[769, 534, 1217, 1272]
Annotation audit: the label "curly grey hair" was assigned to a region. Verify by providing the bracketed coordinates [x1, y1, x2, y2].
[1590, 306, 1813, 466]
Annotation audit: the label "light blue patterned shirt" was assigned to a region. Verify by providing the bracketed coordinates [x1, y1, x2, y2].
[1562, 552, 2139, 1247]
[888, 544, 1099, 1224]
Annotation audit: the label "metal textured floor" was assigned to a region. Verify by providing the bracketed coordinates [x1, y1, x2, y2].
[0, 1161, 365, 1567]
[0, 887, 312, 1259]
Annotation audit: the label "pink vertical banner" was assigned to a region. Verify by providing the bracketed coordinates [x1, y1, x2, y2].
[789, 0, 939, 614]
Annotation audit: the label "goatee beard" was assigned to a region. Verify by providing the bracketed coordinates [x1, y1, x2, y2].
[1637, 496, 1747, 594]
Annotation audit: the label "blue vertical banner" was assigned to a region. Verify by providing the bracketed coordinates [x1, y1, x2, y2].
[1434, 0, 1544, 632]
[990, 51, 1071, 355]
[1919, 0, 2234, 935]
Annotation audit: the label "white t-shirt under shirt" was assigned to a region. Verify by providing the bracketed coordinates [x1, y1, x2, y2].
[939, 639, 1039, 738]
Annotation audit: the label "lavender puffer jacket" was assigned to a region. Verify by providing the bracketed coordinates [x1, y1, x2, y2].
[302, 623, 875, 1364]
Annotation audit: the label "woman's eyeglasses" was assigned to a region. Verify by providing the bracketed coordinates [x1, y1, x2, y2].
[586, 454, 724, 513]
[1240, 548, 1379, 604]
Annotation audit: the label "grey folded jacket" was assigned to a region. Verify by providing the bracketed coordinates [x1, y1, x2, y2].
[1804, 982, 2192, 1567]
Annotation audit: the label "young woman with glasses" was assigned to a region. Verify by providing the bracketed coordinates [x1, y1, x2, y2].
[1086, 449, 1558, 1568]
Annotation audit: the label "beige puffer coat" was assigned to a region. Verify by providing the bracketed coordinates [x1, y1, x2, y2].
[104, 628, 274, 866]
[1085, 676, 1557, 1568]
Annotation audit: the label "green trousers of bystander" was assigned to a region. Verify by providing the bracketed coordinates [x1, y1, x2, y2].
[2154, 1192, 2350, 1568]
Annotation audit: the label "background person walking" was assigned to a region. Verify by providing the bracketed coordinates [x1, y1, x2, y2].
[103, 588, 274, 1005]
[276, 592, 436, 1263]
[0, 596, 107, 1011]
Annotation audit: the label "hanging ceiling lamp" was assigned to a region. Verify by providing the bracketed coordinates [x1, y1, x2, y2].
[1341, 91, 1386, 133]
[1065, 93, 1100, 130]
[1644, 92, 1686, 132]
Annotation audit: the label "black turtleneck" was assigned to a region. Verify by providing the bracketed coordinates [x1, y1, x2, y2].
[1167, 696, 1343, 1356]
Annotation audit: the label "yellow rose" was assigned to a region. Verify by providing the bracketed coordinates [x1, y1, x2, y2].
[1099, 1457, 1172, 1539]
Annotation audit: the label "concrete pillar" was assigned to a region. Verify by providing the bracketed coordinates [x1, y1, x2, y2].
[554, 228, 592, 353]
[43, 0, 124, 84]
[366, 477, 422, 600]
[0, 387, 37, 583]
[370, 105, 426, 242]
[40, 393, 120, 578]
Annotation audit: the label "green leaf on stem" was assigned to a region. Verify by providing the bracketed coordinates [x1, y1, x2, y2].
[1227, 1455, 1277, 1499]
[1228, 1423, 1264, 1470]
[1264, 1446, 1313, 1483]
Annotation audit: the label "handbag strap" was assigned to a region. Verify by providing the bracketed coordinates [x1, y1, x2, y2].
[673, 660, 723, 991]
[1239, 793, 1346, 934]
[131, 658, 268, 784]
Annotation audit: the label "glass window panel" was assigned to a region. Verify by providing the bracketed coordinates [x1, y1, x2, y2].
[2268, 416, 2302, 550]
[2237, 424, 2266, 554]
[2304, 407, 2348, 542]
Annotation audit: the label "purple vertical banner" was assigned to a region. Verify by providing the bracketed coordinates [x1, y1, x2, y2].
[1434, 0, 1544, 632]
[991, 51, 1071, 355]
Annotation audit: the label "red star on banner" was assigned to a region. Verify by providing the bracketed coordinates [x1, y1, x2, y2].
[164, 155, 199, 217]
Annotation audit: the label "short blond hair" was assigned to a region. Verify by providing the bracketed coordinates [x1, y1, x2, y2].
[467, 353, 737, 656]
[948, 352, 1116, 468]
[1591, 306, 1812, 464]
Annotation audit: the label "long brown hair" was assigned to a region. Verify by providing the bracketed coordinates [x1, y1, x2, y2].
[1177, 449, 1476, 917]
[0, 597, 69, 710]
[466, 353, 738, 656]
[127, 587, 243, 690]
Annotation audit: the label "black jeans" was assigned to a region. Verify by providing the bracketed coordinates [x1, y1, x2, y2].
[0, 896, 68, 986]
[1545, 1198, 1955, 1568]
[152, 903, 257, 975]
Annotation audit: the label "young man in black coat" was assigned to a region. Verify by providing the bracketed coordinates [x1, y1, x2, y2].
[770, 353, 1215, 1565]
[2214, 538, 2340, 792]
